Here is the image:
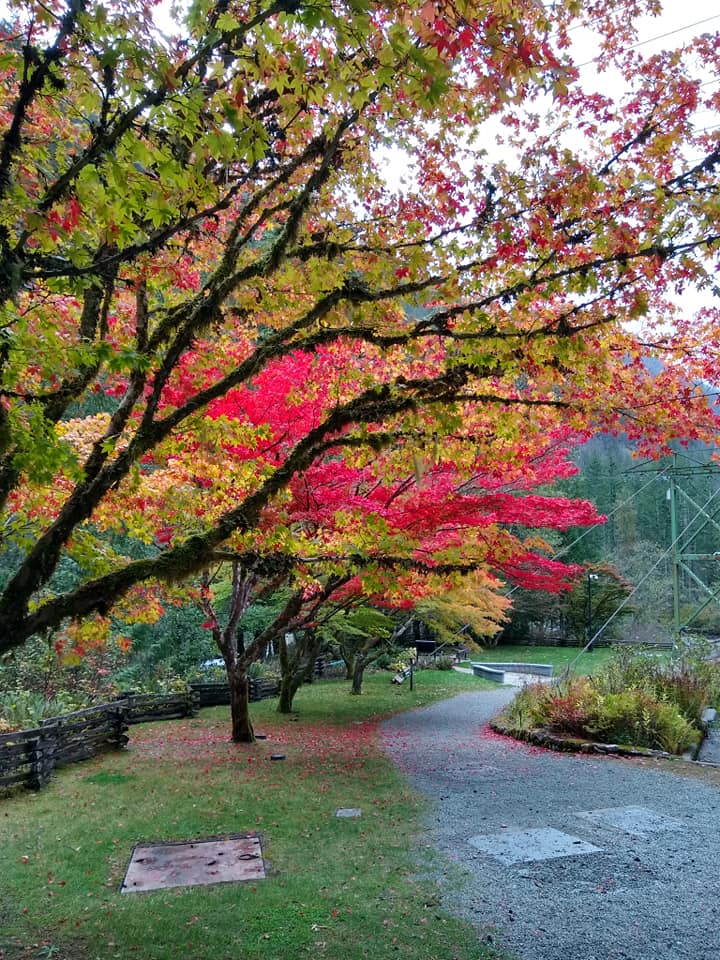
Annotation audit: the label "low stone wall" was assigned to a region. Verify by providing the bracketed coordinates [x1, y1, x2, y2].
[471, 662, 553, 682]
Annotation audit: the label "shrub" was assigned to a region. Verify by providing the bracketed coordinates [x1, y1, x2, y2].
[534, 679, 593, 729]
[0, 688, 88, 730]
[372, 652, 394, 670]
[503, 663, 704, 754]
[505, 680, 566, 730]
[654, 671, 708, 728]
[596, 644, 720, 727]
[585, 689, 700, 754]
[544, 690, 595, 736]
[117, 675, 191, 695]
[434, 656, 455, 671]
[651, 703, 702, 754]
[248, 661, 273, 679]
[0, 635, 120, 705]
[390, 651, 414, 673]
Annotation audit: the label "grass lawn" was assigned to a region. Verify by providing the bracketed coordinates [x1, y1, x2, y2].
[461, 643, 617, 676]
[1, 671, 511, 960]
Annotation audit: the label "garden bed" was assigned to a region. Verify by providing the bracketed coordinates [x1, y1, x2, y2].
[489, 713, 678, 760]
[492, 645, 720, 758]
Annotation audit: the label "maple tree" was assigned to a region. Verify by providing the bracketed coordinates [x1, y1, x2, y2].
[310, 605, 396, 698]
[0, 0, 718, 739]
[161, 345, 601, 738]
[414, 570, 510, 646]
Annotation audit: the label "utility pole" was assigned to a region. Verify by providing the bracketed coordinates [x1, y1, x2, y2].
[586, 571, 599, 650]
[668, 457, 681, 633]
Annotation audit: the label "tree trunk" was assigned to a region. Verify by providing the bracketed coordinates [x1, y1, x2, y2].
[228, 667, 254, 743]
[351, 657, 366, 695]
[278, 674, 303, 714]
[342, 651, 354, 680]
[277, 633, 303, 714]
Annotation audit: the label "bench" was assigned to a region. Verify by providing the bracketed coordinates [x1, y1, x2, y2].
[391, 666, 413, 684]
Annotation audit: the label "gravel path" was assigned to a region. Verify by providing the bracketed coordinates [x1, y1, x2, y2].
[381, 689, 720, 960]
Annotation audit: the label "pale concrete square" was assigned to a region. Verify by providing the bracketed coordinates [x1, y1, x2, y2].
[468, 827, 603, 865]
[575, 805, 685, 837]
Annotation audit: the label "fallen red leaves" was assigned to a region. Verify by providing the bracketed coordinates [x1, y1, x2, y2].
[130, 716, 381, 777]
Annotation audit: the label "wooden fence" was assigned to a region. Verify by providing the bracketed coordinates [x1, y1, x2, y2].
[186, 661, 343, 708]
[0, 682, 279, 794]
[0, 727, 46, 791]
[313, 658, 347, 680]
[118, 690, 199, 722]
[189, 680, 231, 706]
[184, 678, 280, 706]
[250, 678, 280, 701]
[1, 701, 132, 792]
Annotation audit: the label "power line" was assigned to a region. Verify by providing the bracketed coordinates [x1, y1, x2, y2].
[552, 472, 659, 560]
[576, 14, 720, 69]
[628, 14, 720, 49]
[567, 11, 719, 39]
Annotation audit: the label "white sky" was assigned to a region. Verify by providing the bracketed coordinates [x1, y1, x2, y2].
[572, 0, 719, 105]
[376, 0, 720, 326]
[575, 0, 719, 58]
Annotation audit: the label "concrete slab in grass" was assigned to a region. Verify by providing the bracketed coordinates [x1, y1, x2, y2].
[121, 834, 265, 893]
[468, 827, 602, 865]
[335, 808, 362, 818]
[575, 805, 685, 837]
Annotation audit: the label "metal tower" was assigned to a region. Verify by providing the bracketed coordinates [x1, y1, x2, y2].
[664, 454, 720, 633]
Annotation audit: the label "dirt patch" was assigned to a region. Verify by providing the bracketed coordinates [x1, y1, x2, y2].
[623, 754, 720, 786]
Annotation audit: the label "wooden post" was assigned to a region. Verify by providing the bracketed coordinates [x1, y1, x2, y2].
[28, 735, 43, 790]
[113, 701, 129, 749]
[32, 724, 56, 790]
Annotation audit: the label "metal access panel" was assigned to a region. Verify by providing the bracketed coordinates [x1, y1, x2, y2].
[120, 833, 265, 893]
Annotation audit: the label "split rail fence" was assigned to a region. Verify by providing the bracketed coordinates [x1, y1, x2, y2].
[0, 679, 280, 794]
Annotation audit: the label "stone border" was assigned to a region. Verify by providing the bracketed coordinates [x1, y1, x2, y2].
[472, 663, 505, 682]
[489, 713, 676, 760]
